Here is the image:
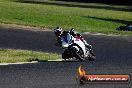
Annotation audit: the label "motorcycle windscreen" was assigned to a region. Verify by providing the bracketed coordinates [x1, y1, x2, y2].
[61, 33, 72, 48]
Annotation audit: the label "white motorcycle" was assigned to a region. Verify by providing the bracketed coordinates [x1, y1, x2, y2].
[61, 33, 96, 61]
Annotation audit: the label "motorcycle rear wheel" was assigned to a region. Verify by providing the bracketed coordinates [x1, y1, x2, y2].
[88, 53, 96, 61]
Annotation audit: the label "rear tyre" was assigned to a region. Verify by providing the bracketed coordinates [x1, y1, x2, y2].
[88, 53, 96, 61]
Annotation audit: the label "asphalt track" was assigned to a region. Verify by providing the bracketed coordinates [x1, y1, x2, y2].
[0, 25, 132, 88]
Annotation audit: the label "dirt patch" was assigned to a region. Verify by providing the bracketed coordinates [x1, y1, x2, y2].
[0, 22, 50, 31]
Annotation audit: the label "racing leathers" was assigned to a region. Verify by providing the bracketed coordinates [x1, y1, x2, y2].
[55, 29, 93, 53]
[69, 29, 93, 53]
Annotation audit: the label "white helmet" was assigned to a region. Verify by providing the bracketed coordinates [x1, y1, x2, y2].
[54, 27, 63, 37]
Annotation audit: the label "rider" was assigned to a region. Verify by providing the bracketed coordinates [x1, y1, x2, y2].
[54, 27, 93, 52]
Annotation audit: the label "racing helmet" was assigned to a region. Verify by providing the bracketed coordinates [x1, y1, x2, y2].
[54, 27, 63, 37]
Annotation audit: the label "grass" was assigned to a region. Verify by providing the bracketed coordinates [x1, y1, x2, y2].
[0, 48, 61, 63]
[0, 0, 131, 63]
[0, 0, 132, 35]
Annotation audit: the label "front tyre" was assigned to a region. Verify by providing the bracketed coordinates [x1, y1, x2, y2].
[62, 50, 72, 60]
[62, 53, 68, 60]
[71, 47, 85, 62]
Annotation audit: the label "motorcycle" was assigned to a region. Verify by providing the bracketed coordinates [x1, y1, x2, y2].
[60, 32, 96, 61]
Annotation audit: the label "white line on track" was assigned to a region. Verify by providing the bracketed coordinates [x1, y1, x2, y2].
[0, 59, 63, 65]
[48, 59, 63, 61]
[0, 61, 38, 65]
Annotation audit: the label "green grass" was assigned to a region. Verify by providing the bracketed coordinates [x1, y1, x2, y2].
[0, 0, 132, 63]
[0, 0, 132, 35]
[0, 48, 61, 63]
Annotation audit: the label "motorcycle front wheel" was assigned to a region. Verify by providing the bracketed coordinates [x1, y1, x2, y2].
[71, 46, 85, 62]
[62, 50, 73, 60]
